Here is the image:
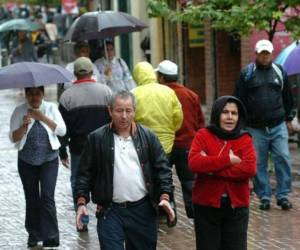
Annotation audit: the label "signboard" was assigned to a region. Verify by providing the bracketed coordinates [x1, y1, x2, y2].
[188, 24, 204, 48]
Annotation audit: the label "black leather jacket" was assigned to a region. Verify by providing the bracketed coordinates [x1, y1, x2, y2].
[234, 63, 294, 128]
[75, 123, 173, 210]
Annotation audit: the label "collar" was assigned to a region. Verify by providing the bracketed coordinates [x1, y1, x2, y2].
[168, 82, 182, 87]
[102, 57, 117, 65]
[109, 121, 137, 136]
[26, 99, 45, 112]
[74, 78, 96, 84]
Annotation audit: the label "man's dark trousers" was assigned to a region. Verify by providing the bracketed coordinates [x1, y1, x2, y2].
[97, 197, 158, 250]
[170, 147, 194, 218]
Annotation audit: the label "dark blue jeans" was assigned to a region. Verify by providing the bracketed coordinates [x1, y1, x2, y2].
[170, 147, 194, 218]
[97, 198, 158, 250]
[18, 158, 59, 242]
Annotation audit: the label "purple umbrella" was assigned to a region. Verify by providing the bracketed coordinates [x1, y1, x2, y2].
[274, 41, 300, 76]
[0, 62, 74, 89]
[64, 11, 147, 42]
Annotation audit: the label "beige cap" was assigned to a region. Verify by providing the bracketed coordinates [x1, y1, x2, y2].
[155, 60, 178, 75]
[74, 57, 93, 75]
[255, 39, 274, 54]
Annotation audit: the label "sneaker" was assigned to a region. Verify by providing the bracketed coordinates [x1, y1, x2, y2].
[259, 199, 270, 210]
[277, 198, 292, 210]
[43, 238, 59, 249]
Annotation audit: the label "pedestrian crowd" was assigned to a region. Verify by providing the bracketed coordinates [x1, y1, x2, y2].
[8, 38, 295, 250]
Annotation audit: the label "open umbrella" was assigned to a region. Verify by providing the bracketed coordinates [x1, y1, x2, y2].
[64, 11, 147, 42]
[0, 62, 74, 89]
[274, 41, 300, 76]
[0, 18, 41, 32]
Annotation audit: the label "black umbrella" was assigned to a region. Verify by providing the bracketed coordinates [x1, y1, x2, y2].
[64, 11, 147, 42]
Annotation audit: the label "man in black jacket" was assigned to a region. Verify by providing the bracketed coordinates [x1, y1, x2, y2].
[234, 39, 294, 211]
[75, 90, 175, 249]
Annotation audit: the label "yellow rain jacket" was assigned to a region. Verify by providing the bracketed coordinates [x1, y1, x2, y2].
[132, 62, 183, 154]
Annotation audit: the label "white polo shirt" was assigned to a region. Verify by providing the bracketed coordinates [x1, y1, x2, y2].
[112, 134, 147, 203]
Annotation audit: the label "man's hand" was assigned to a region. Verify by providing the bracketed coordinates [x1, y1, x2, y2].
[76, 205, 89, 230]
[159, 200, 176, 223]
[61, 157, 69, 168]
[229, 149, 241, 165]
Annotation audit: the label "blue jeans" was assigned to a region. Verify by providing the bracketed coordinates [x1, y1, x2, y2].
[18, 158, 59, 242]
[247, 122, 292, 201]
[97, 198, 158, 250]
[70, 153, 81, 209]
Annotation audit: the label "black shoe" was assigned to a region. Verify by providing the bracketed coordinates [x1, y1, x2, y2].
[27, 235, 37, 248]
[277, 198, 292, 210]
[259, 199, 270, 210]
[43, 238, 59, 248]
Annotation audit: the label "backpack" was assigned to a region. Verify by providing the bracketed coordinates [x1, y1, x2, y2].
[244, 63, 284, 90]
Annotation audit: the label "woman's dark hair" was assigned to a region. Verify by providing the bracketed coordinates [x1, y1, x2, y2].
[25, 86, 44, 94]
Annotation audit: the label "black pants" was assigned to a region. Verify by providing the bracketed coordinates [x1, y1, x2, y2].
[97, 197, 158, 250]
[194, 198, 249, 250]
[170, 147, 194, 218]
[18, 158, 59, 242]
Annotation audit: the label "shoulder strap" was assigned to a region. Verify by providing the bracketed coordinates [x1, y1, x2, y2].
[244, 63, 256, 82]
[118, 58, 125, 77]
[272, 63, 284, 90]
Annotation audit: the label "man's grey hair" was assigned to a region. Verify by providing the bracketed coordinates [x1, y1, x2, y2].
[109, 90, 136, 109]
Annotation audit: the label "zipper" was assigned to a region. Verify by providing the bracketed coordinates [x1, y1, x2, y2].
[218, 140, 227, 156]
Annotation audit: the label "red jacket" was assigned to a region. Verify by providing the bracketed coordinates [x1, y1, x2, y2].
[188, 128, 256, 208]
[168, 82, 205, 148]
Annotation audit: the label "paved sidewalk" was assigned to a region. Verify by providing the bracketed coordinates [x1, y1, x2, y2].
[0, 87, 300, 249]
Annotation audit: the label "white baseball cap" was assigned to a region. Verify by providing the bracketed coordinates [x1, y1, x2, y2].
[155, 60, 178, 75]
[255, 39, 274, 54]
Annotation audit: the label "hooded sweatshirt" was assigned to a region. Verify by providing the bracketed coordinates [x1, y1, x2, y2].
[132, 62, 183, 154]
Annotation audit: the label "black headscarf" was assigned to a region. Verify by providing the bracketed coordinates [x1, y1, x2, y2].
[207, 95, 248, 140]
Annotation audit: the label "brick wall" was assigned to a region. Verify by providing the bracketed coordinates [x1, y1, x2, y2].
[216, 31, 241, 96]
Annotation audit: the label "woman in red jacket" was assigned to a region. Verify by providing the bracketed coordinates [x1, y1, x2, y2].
[188, 96, 256, 250]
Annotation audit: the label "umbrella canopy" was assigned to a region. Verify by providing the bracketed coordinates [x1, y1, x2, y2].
[274, 41, 300, 76]
[0, 62, 74, 89]
[64, 11, 147, 41]
[0, 18, 41, 32]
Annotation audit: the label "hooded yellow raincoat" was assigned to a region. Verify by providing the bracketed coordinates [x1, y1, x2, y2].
[132, 62, 183, 154]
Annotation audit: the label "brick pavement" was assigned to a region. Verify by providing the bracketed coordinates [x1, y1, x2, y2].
[0, 87, 300, 250]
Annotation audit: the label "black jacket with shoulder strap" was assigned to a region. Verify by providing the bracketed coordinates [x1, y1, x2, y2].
[74, 123, 173, 211]
[234, 62, 294, 128]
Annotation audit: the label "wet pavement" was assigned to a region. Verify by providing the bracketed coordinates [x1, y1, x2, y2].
[0, 87, 300, 250]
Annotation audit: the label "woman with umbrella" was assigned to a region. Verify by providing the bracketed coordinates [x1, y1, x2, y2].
[9, 86, 66, 248]
[188, 96, 256, 250]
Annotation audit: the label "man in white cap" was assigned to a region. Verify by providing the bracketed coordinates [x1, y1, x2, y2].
[58, 57, 112, 231]
[234, 39, 294, 211]
[156, 60, 205, 218]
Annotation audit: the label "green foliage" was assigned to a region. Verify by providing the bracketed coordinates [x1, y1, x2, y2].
[147, 0, 300, 41]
